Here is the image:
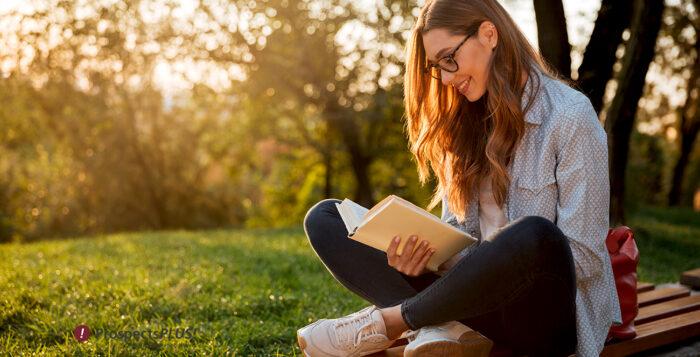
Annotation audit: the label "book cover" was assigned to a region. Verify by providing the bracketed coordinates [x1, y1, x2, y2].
[335, 195, 477, 271]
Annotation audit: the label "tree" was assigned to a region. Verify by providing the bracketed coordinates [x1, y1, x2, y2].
[666, 0, 700, 206]
[533, 0, 571, 78]
[532, 0, 635, 108]
[605, 0, 665, 224]
[0, 0, 254, 238]
[576, 0, 635, 113]
[233, 0, 414, 207]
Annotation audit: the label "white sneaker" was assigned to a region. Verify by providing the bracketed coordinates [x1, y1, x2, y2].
[403, 321, 493, 357]
[297, 306, 395, 357]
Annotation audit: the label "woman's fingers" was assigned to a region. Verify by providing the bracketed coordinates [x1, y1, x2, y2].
[409, 240, 429, 266]
[410, 248, 435, 276]
[398, 235, 419, 267]
[400, 236, 432, 276]
[387, 236, 400, 267]
[387, 234, 433, 276]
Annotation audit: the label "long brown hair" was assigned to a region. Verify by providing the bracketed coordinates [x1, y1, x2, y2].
[405, 0, 553, 223]
[404, 0, 556, 222]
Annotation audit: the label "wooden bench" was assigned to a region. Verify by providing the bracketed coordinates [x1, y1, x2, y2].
[681, 268, 700, 290]
[600, 283, 699, 356]
[369, 274, 700, 357]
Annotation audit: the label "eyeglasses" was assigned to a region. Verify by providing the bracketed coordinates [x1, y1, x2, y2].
[424, 33, 473, 80]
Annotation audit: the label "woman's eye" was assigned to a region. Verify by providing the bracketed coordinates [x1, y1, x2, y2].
[440, 58, 457, 71]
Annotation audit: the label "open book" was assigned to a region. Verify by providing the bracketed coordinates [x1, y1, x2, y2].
[335, 195, 477, 271]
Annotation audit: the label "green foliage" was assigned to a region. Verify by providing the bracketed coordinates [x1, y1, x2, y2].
[1, 0, 698, 243]
[0, 0, 428, 241]
[626, 131, 668, 208]
[247, 149, 326, 228]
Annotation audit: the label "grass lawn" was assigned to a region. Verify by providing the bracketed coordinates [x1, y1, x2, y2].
[1, 206, 698, 355]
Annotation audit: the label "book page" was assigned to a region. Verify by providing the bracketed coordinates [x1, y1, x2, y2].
[344, 199, 369, 221]
[335, 203, 356, 234]
[335, 199, 369, 235]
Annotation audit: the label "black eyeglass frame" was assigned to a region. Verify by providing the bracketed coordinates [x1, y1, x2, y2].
[424, 30, 477, 80]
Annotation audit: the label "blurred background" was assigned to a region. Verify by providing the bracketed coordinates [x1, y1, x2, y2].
[0, 0, 698, 243]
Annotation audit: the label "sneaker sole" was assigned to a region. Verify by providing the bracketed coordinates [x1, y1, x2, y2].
[404, 339, 471, 357]
[297, 329, 391, 357]
[297, 328, 311, 357]
[297, 336, 309, 356]
[404, 334, 493, 357]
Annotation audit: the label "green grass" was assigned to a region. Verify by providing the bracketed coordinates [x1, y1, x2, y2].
[0, 206, 698, 355]
[628, 206, 700, 283]
[0, 228, 366, 355]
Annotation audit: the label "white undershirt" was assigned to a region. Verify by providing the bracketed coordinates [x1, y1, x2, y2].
[478, 178, 508, 241]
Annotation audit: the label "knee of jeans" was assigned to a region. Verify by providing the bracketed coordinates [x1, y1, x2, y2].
[512, 216, 568, 253]
[303, 198, 343, 242]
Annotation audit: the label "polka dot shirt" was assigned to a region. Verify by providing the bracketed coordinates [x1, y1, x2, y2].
[441, 69, 623, 356]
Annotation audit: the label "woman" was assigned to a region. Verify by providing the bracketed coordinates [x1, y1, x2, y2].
[297, 0, 621, 356]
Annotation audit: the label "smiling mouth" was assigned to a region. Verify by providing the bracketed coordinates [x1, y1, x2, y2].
[457, 77, 471, 95]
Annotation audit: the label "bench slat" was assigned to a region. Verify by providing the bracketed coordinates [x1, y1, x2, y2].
[637, 282, 655, 293]
[601, 309, 700, 356]
[681, 268, 700, 289]
[636, 295, 700, 325]
[638, 286, 690, 307]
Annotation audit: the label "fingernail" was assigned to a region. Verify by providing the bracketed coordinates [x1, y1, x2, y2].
[394, 236, 400, 242]
[410, 236, 417, 242]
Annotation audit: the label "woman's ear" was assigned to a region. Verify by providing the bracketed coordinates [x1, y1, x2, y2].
[478, 21, 498, 51]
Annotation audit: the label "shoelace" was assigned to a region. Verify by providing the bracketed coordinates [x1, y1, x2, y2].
[404, 329, 419, 342]
[333, 310, 380, 350]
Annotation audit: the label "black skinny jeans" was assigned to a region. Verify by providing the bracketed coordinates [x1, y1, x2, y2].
[303, 199, 578, 356]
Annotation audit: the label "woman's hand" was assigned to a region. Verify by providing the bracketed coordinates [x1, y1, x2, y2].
[386, 235, 435, 277]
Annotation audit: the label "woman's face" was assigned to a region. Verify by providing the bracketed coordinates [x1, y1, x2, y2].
[422, 22, 498, 102]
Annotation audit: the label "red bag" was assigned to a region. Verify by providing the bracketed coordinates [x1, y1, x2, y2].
[606, 226, 639, 341]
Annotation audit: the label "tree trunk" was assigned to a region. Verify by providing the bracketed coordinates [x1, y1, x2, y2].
[669, 117, 700, 205]
[323, 148, 333, 198]
[349, 152, 374, 207]
[669, 39, 700, 206]
[327, 114, 375, 207]
[533, 0, 572, 78]
[605, 0, 665, 225]
[577, 0, 634, 113]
